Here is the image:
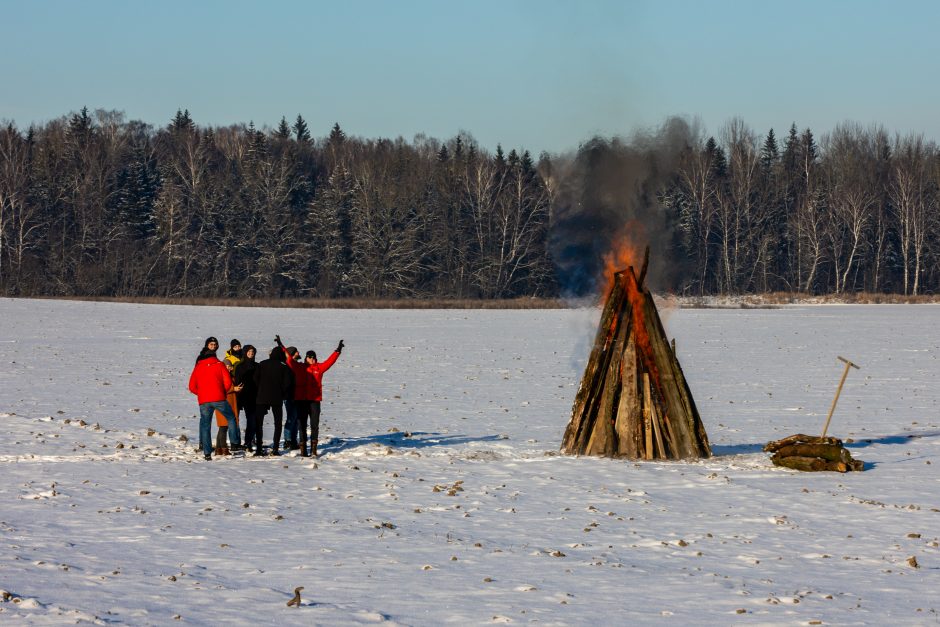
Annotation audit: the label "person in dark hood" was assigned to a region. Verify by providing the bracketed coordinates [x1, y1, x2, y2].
[252, 345, 294, 456]
[234, 344, 259, 450]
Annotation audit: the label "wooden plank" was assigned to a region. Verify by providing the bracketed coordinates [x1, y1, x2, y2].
[763, 434, 842, 452]
[771, 455, 851, 473]
[647, 293, 710, 458]
[649, 388, 667, 458]
[614, 332, 640, 458]
[589, 295, 633, 457]
[666, 339, 711, 457]
[639, 293, 694, 457]
[641, 291, 708, 458]
[773, 443, 852, 463]
[562, 274, 627, 454]
[643, 373, 653, 460]
[771, 455, 830, 472]
[637, 246, 650, 289]
[576, 296, 628, 455]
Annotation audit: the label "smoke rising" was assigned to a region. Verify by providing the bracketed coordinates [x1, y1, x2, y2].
[548, 116, 698, 297]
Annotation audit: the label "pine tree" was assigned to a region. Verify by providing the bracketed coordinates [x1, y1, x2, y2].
[305, 166, 356, 296]
[111, 144, 159, 240]
[521, 150, 535, 179]
[170, 109, 194, 133]
[494, 144, 506, 170]
[782, 123, 800, 180]
[246, 122, 268, 165]
[327, 123, 347, 170]
[275, 116, 291, 141]
[293, 115, 311, 144]
[704, 137, 726, 178]
[760, 128, 779, 174]
[800, 127, 818, 177]
[328, 123, 346, 147]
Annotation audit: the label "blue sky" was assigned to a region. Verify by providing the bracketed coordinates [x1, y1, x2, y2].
[1, 0, 937, 153]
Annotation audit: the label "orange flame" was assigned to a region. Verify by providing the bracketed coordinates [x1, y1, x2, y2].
[598, 223, 663, 395]
[624, 266, 662, 393]
[599, 223, 646, 301]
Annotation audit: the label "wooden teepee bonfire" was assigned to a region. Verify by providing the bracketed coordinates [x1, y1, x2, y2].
[561, 248, 711, 460]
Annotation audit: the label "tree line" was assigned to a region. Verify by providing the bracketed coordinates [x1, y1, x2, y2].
[663, 118, 939, 296]
[1, 109, 938, 299]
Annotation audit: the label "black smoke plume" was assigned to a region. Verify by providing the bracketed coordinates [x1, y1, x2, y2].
[548, 117, 697, 297]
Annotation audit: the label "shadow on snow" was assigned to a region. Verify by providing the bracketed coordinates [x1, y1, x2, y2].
[709, 443, 766, 456]
[843, 430, 940, 448]
[319, 431, 503, 455]
[710, 428, 940, 458]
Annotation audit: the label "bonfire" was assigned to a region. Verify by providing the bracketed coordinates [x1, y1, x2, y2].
[561, 245, 711, 460]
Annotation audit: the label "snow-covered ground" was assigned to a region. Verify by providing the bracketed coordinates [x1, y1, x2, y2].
[0, 298, 938, 625]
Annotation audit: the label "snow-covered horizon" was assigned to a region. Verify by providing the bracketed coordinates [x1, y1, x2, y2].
[1, 298, 938, 625]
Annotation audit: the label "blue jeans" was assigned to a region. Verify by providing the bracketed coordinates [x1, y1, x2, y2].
[284, 399, 298, 445]
[199, 401, 239, 455]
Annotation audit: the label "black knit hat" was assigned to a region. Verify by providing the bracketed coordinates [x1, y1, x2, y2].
[204, 337, 219, 347]
[305, 350, 317, 360]
[230, 338, 241, 348]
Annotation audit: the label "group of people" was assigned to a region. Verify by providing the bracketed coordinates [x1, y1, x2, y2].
[187, 334, 343, 460]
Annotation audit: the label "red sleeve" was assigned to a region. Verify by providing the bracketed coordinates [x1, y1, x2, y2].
[321, 351, 340, 372]
[188, 366, 199, 395]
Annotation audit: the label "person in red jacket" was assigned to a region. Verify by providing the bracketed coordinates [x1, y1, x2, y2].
[276, 335, 310, 452]
[303, 339, 343, 457]
[276, 335, 343, 457]
[188, 336, 239, 461]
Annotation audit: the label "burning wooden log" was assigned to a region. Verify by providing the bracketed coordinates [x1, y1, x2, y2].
[561, 250, 711, 460]
[764, 433, 864, 472]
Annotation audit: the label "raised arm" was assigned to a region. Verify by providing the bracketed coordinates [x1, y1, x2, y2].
[320, 339, 344, 372]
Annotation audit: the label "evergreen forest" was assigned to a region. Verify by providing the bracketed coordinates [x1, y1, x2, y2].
[1, 109, 939, 300]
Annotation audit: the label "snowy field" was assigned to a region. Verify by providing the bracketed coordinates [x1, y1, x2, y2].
[1, 298, 938, 625]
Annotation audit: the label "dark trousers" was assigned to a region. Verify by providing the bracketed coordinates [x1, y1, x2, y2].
[256, 403, 284, 452]
[243, 405, 260, 451]
[309, 401, 321, 454]
[296, 401, 311, 454]
[215, 425, 228, 451]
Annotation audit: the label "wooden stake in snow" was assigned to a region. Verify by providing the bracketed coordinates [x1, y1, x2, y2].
[287, 586, 304, 607]
[820, 356, 860, 438]
[561, 251, 710, 460]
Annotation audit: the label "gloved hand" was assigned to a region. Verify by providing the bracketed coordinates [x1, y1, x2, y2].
[336, 339, 345, 354]
[275, 334, 283, 347]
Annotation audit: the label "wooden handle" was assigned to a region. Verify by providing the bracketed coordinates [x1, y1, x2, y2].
[837, 356, 860, 370]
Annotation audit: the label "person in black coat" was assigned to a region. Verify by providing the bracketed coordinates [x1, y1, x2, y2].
[234, 344, 259, 451]
[252, 346, 294, 456]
